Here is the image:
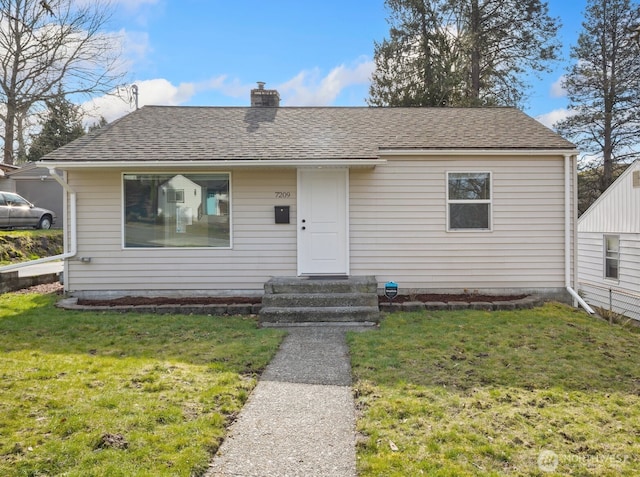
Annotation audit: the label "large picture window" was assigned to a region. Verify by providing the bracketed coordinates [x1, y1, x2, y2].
[604, 235, 620, 280]
[447, 172, 492, 230]
[124, 173, 230, 248]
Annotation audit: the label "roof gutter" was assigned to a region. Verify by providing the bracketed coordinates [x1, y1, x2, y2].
[36, 158, 387, 170]
[564, 153, 594, 314]
[0, 168, 77, 273]
[379, 148, 580, 157]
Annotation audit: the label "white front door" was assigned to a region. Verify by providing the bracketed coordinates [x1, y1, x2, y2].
[297, 169, 349, 275]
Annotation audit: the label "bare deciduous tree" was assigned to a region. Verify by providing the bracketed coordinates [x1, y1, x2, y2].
[0, 0, 125, 164]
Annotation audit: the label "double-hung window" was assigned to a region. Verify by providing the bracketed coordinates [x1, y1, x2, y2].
[447, 172, 492, 231]
[604, 235, 620, 280]
[123, 173, 230, 248]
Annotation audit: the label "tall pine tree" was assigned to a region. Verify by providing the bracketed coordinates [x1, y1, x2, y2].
[555, 0, 640, 199]
[369, 0, 466, 106]
[369, 0, 561, 107]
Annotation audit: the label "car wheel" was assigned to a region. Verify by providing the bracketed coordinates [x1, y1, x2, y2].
[38, 215, 52, 230]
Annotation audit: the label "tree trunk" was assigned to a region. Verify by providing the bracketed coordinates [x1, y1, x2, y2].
[16, 110, 28, 164]
[601, 0, 614, 192]
[3, 99, 16, 165]
[602, 92, 614, 192]
[3, 6, 21, 166]
[470, 0, 481, 102]
[419, 6, 434, 105]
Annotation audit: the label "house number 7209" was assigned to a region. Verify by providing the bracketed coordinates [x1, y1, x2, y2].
[275, 192, 291, 199]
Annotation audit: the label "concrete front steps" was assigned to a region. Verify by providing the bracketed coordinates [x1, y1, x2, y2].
[259, 275, 380, 326]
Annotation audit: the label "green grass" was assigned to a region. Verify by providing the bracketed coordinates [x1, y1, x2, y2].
[0, 291, 284, 477]
[348, 303, 640, 476]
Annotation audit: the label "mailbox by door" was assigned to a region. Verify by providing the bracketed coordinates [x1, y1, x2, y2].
[275, 206, 290, 224]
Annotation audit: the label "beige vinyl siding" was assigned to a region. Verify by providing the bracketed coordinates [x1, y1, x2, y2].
[578, 232, 640, 320]
[349, 156, 571, 292]
[66, 168, 297, 294]
[64, 153, 574, 296]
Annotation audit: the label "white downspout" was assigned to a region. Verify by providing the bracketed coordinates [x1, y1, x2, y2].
[564, 153, 595, 314]
[0, 168, 77, 272]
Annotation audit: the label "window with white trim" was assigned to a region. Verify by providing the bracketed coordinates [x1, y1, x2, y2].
[604, 235, 620, 280]
[123, 173, 230, 248]
[447, 172, 492, 230]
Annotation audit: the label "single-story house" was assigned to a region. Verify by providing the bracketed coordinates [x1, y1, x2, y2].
[35, 86, 582, 306]
[577, 161, 640, 321]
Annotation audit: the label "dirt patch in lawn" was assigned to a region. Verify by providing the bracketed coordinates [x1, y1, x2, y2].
[391, 293, 528, 303]
[77, 293, 528, 307]
[77, 296, 260, 306]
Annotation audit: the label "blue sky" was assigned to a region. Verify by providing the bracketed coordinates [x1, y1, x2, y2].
[87, 0, 587, 129]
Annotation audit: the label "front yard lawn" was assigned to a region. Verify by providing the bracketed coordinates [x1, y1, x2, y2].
[348, 303, 640, 476]
[0, 291, 284, 477]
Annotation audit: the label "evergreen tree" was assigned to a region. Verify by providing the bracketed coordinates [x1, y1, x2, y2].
[369, 0, 466, 106]
[369, 0, 561, 107]
[27, 93, 85, 161]
[555, 0, 640, 199]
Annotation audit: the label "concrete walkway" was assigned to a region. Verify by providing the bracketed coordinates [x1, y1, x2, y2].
[205, 326, 370, 477]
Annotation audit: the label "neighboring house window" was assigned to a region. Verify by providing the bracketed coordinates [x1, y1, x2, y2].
[447, 172, 492, 230]
[167, 189, 184, 203]
[123, 173, 230, 248]
[604, 235, 620, 280]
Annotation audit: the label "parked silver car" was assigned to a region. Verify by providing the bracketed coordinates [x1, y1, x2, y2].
[0, 191, 56, 229]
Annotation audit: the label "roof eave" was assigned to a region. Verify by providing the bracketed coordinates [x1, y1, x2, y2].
[36, 158, 387, 170]
[378, 148, 580, 157]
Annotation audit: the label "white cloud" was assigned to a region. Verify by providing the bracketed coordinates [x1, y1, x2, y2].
[550, 75, 567, 98]
[196, 76, 251, 99]
[535, 108, 573, 129]
[81, 78, 197, 125]
[79, 57, 376, 125]
[120, 29, 152, 65]
[80, 74, 251, 125]
[278, 58, 375, 106]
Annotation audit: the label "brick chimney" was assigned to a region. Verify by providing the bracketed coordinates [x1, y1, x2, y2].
[250, 82, 280, 107]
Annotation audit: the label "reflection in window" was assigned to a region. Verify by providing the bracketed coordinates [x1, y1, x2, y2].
[604, 235, 619, 280]
[447, 172, 491, 230]
[124, 173, 230, 248]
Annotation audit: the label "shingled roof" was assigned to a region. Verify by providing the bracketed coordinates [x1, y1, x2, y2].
[40, 106, 575, 163]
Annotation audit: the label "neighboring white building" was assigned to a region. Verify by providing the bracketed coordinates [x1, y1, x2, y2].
[578, 161, 640, 321]
[34, 101, 580, 301]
